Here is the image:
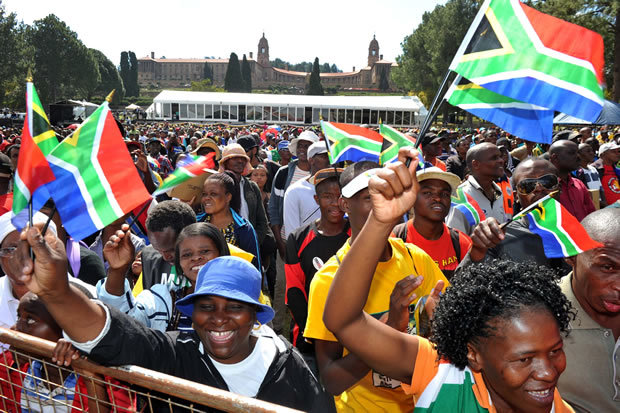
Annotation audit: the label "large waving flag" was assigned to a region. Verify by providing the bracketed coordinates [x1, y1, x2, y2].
[321, 120, 382, 164]
[42, 96, 151, 240]
[449, 0, 605, 123]
[379, 123, 420, 165]
[451, 187, 486, 226]
[518, 197, 602, 258]
[446, 75, 554, 143]
[11, 81, 57, 229]
[153, 153, 216, 196]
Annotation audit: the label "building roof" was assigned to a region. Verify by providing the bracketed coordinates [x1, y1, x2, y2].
[152, 90, 427, 113]
[139, 57, 243, 64]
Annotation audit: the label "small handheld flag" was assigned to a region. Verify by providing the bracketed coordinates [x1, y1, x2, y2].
[517, 196, 602, 258]
[379, 123, 418, 165]
[11, 81, 57, 230]
[320, 120, 382, 164]
[153, 153, 217, 196]
[43, 96, 151, 241]
[451, 187, 486, 226]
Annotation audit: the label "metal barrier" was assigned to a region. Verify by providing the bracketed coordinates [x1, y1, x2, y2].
[0, 328, 302, 412]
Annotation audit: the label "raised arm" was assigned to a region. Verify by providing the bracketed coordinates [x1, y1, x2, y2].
[18, 225, 106, 343]
[323, 148, 422, 384]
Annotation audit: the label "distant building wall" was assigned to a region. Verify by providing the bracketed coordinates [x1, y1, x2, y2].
[137, 35, 397, 90]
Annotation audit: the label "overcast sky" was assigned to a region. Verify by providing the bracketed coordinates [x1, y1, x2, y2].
[5, 0, 446, 71]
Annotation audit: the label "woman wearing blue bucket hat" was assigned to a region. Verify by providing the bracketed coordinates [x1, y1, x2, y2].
[23, 224, 333, 412]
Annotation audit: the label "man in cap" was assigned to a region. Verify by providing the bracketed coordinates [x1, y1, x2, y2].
[285, 168, 348, 366]
[549, 140, 595, 221]
[596, 142, 620, 205]
[283, 141, 331, 239]
[146, 137, 173, 179]
[304, 159, 447, 411]
[420, 133, 447, 171]
[557, 208, 620, 412]
[277, 140, 292, 166]
[237, 135, 260, 168]
[446, 142, 510, 235]
[269, 130, 318, 333]
[393, 167, 471, 280]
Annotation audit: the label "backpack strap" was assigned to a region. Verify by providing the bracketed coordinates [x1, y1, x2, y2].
[448, 227, 462, 261]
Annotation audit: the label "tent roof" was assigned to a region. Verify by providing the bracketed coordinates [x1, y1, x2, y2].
[554, 100, 620, 125]
[152, 90, 427, 113]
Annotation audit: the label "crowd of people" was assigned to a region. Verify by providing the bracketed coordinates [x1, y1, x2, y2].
[0, 119, 618, 412]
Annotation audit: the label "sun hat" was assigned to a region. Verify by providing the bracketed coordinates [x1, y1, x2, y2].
[307, 141, 328, 159]
[175, 256, 275, 324]
[0, 211, 57, 246]
[416, 167, 461, 193]
[341, 168, 381, 198]
[289, 130, 319, 156]
[310, 168, 344, 186]
[192, 137, 221, 160]
[218, 144, 252, 175]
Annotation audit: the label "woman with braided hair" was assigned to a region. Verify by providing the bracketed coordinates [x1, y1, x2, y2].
[324, 147, 576, 412]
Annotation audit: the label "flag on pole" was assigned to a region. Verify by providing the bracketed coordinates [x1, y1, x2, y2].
[449, 0, 605, 123]
[42, 97, 151, 241]
[153, 153, 216, 196]
[520, 197, 602, 258]
[451, 187, 486, 226]
[445, 75, 554, 143]
[11, 81, 57, 230]
[379, 123, 419, 165]
[320, 120, 382, 164]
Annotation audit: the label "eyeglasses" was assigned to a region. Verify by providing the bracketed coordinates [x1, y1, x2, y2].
[516, 174, 559, 195]
[0, 247, 17, 258]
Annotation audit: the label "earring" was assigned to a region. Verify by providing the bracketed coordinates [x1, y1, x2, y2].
[253, 320, 262, 331]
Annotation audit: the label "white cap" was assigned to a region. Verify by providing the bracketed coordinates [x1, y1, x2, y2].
[0, 211, 57, 246]
[307, 141, 328, 159]
[341, 168, 381, 198]
[599, 142, 620, 156]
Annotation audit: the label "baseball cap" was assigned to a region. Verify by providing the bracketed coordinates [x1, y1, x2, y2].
[416, 167, 461, 193]
[599, 142, 620, 156]
[307, 141, 328, 159]
[421, 133, 443, 147]
[310, 168, 344, 186]
[341, 168, 381, 198]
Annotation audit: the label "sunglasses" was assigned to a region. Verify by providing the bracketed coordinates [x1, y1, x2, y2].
[516, 174, 559, 195]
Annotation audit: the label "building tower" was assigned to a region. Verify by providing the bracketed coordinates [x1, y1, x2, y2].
[368, 35, 379, 66]
[257, 33, 270, 66]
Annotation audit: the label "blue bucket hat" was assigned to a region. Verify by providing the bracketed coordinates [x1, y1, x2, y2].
[175, 256, 275, 324]
[277, 140, 290, 151]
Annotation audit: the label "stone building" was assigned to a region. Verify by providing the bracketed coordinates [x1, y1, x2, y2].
[137, 34, 397, 91]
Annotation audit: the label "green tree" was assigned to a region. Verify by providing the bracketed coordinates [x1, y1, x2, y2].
[526, 0, 618, 101]
[203, 62, 213, 82]
[241, 53, 252, 92]
[306, 57, 324, 95]
[379, 66, 390, 91]
[119, 51, 130, 95]
[191, 78, 223, 92]
[0, 0, 31, 109]
[128, 51, 139, 97]
[224, 52, 244, 92]
[393, 0, 478, 103]
[90, 49, 124, 104]
[29, 14, 100, 104]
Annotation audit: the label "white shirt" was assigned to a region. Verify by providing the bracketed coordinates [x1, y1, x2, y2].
[208, 329, 278, 397]
[283, 178, 321, 238]
[0, 276, 19, 348]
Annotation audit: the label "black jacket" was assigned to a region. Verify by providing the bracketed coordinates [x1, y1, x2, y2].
[88, 306, 334, 412]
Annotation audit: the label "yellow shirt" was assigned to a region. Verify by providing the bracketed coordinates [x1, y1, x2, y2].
[304, 237, 449, 412]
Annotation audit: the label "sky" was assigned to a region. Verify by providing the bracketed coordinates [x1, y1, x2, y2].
[4, 0, 446, 71]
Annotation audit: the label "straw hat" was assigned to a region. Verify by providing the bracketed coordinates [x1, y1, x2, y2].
[218, 144, 252, 175]
[192, 137, 221, 160]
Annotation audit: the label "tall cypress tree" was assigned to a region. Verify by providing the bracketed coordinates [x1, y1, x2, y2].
[241, 54, 252, 93]
[128, 51, 139, 97]
[224, 52, 243, 92]
[119, 51, 129, 95]
[306, 57, 324, 96]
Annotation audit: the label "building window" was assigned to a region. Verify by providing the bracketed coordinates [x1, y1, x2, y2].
[354, 110, 362, 124]
[180, 104, 188, 119]
[230, 105, 238, 120]
[337, 109, 345, 123]
[312, 108, 320, 123]
[395, 111, 403, 125]
[403, 111, 411, 125]
[329, 109, 337, 122]
[205, 104, 213, 119]
[197, 104, 204, 119]
[263, 106, 271, 121]
[163, 103, 171, 118]
[213, 104, 221, 119]
[272, 107, 279, 121]
[345, 110, 353, 123]
[370, 110, 378, 125]
[188, 104, 196, 119]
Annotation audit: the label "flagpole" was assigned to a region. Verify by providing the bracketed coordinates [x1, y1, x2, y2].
[415, 70, 452, 149]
